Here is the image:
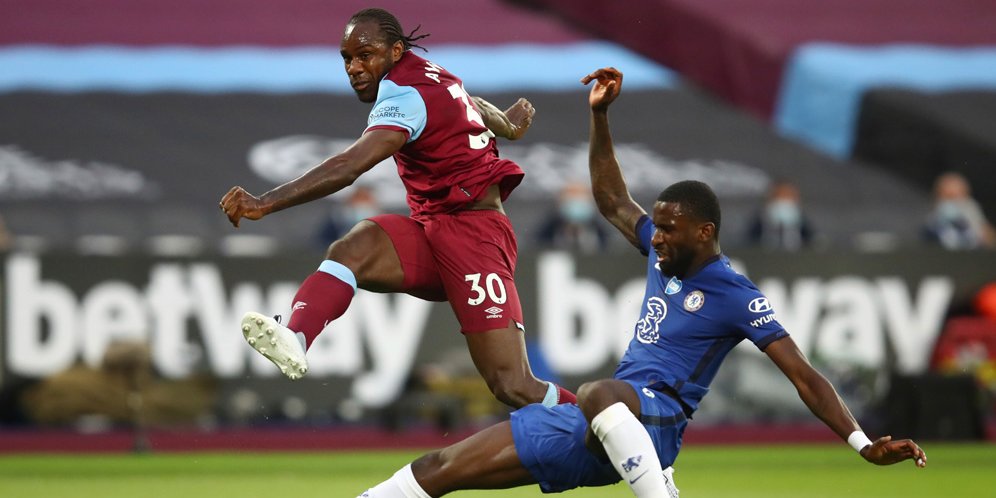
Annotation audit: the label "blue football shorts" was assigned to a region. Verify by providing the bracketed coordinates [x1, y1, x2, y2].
[510, 380, 688, 493]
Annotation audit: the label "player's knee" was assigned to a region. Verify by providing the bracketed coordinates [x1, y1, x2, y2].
[325, 221, 379, 272]
[576, 379, 618, 419]
[576, 379, 612, 404]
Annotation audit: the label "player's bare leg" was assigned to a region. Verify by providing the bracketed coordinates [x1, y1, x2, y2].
[326, 220, 407, 291]
[243, 220, 406, 379]
[464, 326, 553, 408]
[358, 421, 534, 497]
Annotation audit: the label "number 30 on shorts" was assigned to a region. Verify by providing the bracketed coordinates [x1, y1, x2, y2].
[464, 273, 507, 306]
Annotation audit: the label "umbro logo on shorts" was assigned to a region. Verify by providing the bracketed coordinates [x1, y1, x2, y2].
[484, 306, 503, 318]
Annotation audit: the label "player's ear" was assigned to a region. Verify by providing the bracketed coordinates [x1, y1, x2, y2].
[698, 222, 716, 241]
[391, 41, 404, 62]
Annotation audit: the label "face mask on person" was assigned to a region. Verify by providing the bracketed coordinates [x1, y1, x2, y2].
[936, 200, 968, 222]
[766, 199, 801, 225]
[560, 198, 595, 223]
[349, 205, 380, 224]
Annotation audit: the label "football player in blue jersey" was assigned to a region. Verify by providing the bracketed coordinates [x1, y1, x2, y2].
[355, 67, 926, 498]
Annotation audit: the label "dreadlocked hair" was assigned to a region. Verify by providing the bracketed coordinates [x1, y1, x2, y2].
[349, 8, 430, 52]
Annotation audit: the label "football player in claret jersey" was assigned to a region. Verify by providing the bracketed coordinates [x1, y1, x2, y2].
[220, 8, 576, 408]
[353, 68, 926, 498]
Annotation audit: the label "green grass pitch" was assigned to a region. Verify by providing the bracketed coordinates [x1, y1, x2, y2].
[1, 444, 994, 497]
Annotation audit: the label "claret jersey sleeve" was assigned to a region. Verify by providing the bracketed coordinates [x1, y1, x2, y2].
[364, 79, 428, 143]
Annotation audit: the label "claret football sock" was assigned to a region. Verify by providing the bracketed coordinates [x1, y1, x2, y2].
[591, 402, 672, 498]
[286, 260, 357, 348]
[556, 385, 577, 404]
[541, 382, 578, 407]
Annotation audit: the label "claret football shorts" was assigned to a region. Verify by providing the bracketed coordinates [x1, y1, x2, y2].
[370, 210, 524, 333]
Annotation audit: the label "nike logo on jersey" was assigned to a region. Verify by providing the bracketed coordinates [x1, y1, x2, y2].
[293, 301, 307, 311]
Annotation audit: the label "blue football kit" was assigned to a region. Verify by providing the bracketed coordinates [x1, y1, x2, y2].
[511, 215, 789, 492]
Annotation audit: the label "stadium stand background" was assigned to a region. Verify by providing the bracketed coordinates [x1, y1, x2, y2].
[4, 0, 972, 253]
[1, 0, 994, 447]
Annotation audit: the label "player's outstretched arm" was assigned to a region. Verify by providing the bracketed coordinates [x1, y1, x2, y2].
[219, 129, 405, 227]
[582, 67, 646, 249]
[765, 336, 927, 468]
[472, 96, 534, 141]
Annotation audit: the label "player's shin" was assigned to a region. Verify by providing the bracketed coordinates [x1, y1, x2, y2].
[591, 402, 673, 498]
[358, 464, 432, 498]
[286, 260, 357, 348]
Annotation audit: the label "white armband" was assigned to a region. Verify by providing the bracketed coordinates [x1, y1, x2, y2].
[847, 430, 872, 453]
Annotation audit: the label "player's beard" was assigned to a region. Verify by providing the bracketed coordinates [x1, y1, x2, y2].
[658, 249, 694, 279]
[354, 85, 377, 103]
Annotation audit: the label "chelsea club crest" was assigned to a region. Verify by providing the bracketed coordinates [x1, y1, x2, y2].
[683, 290, 705, 311]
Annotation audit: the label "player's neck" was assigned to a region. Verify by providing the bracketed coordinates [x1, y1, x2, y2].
[683, 250, 721, 280]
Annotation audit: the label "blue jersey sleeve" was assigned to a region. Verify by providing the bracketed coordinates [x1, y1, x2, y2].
[365, 80, 427, 143]
[636, 215, 653, 256]
[729, 285, 788, 351]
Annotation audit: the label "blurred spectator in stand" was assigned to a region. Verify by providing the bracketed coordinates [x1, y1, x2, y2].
[536, 180, 609, 253]
[317, 185, 382, 248]
[386, 346, 507, 432]
[923, 172, 995, 250]
[975, 282, 996, 321]
[20, 340, 216, 431]
[746, 180, 816, 251]
[0, 213, 12, 251]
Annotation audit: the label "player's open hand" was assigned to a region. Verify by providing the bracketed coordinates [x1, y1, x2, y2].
[219, 186, 266, 228]
[582, 67, 623, 112]
[503, 98, 534, 141]
[860, 435, 927, 468]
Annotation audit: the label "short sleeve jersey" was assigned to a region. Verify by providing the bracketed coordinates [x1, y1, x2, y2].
[364, 51, 524, 218]
[613, 215, 789, 414]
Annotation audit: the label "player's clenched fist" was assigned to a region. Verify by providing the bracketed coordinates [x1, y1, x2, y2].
[219, 186, 267, 228]
[503, 98, 535, 141]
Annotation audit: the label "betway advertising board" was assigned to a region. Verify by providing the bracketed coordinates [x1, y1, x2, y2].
[0, 250, 989, 417]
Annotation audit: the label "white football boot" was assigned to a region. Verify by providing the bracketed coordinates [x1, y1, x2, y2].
[241, 311, 309, 380]
[663, 466, 679, 498]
